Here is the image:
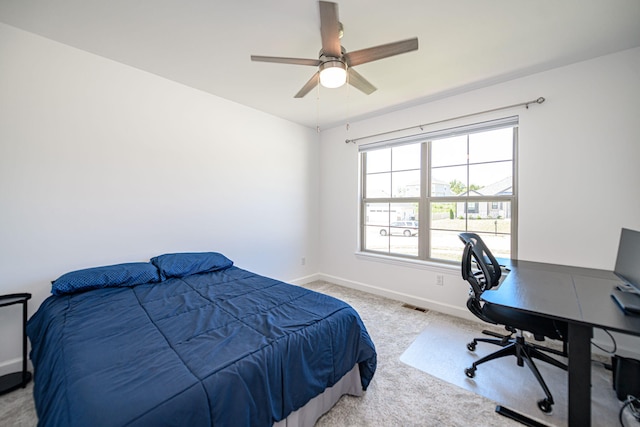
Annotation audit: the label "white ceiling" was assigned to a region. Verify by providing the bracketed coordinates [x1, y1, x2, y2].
[1, 0, 639, 130]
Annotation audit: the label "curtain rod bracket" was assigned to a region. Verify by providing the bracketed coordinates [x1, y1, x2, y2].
[526, 97, 545, 109]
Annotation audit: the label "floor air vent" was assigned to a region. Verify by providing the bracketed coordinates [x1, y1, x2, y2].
[402, 303, 428, 313]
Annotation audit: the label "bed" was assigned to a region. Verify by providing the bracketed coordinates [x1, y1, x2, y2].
[26, 252, 377, 427]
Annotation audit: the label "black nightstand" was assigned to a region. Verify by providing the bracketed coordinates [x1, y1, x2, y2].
[0, 293, 32, 395]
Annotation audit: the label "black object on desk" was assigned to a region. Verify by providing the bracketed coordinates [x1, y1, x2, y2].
[611, 288, 640, 315]
[0, 293, 32, 395]
[610, 228, 640, 315]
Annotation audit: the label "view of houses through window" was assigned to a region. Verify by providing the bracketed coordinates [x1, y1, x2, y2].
[360, 117, 517, 263]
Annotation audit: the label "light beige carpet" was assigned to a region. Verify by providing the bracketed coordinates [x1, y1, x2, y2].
[400, 313, 622, 427]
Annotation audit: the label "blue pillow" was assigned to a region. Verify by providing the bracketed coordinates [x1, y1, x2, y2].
[51, 262, 161, 296]
[150, 252, 233, 279]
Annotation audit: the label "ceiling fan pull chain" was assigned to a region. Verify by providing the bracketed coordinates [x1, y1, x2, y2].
[316, 82, 321, 133]
[345, 70, 351, 131]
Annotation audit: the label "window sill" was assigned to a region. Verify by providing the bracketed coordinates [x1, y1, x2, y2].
[354, 252, 460, 274]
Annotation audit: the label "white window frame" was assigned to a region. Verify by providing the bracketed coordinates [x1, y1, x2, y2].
[358, 116, 518, 264]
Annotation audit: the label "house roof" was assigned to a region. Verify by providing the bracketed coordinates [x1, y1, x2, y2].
[476, 177, 512, 196]
[457, 176, 512, 197]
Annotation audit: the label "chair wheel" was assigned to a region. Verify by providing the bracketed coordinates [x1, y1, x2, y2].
[464, 367, 476, 378]
[537, 398, 553, 414]
[467, 342, 476, 351]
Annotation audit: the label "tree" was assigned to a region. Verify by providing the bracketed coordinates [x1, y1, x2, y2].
[449, 179, 466, 195]
[450, 179, 483, 195]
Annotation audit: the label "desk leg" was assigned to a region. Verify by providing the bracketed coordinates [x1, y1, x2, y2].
[567, 323, 592, 427]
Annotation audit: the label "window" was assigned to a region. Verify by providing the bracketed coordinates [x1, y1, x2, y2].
[360, 117, 517, 263]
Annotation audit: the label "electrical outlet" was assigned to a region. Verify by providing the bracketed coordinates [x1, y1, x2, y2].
[301, 257, 306, 266]
[436, 275, 444, 286]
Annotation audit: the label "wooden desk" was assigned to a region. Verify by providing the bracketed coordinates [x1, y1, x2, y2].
[482, 260, 640, 427]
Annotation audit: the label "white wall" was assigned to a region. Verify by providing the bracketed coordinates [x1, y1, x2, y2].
[0, 23, 319, 372]
[318, 48, 640, 351]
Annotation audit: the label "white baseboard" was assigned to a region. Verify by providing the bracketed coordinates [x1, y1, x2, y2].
[287, 273, 322, 286]
[316, 272, 478, 323]
[0, 357, 31, 377]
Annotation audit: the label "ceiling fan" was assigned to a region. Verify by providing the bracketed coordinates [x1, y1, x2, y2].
[251, 1, 419, 98]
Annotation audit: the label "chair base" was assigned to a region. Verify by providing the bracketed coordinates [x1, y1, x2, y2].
[496, 405, 552, 427]
[466, 333, 567, 413]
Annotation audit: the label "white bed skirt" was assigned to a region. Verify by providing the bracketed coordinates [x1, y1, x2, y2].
[273, 364, 363, 427]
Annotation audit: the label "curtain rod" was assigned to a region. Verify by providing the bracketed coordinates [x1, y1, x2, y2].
[345, 96, 545, 144]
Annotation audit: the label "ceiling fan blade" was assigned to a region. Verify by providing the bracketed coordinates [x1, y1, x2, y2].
[344, 38, 419, 67]
[251, 55, 321, 66]
[347, 68, 376, 95]
[294, 72, 320, 98]
[319, 1, 341, 58]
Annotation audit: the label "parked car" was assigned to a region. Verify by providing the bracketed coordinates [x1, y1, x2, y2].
[380, 221, 419, 237]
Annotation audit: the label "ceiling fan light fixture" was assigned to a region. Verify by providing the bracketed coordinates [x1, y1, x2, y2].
[319, 60, 347, 88]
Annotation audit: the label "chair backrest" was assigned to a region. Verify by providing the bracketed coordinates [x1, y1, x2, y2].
[458, 232, 502, 288]
[461, 242, 486, 297]
[461, 242, 497, 324]
[459, 233, 504, 324]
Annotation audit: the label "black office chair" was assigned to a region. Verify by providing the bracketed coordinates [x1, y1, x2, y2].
[459, 232, 568, 414]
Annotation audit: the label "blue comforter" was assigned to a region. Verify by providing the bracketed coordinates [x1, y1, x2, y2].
[27, 267, 377, 426]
